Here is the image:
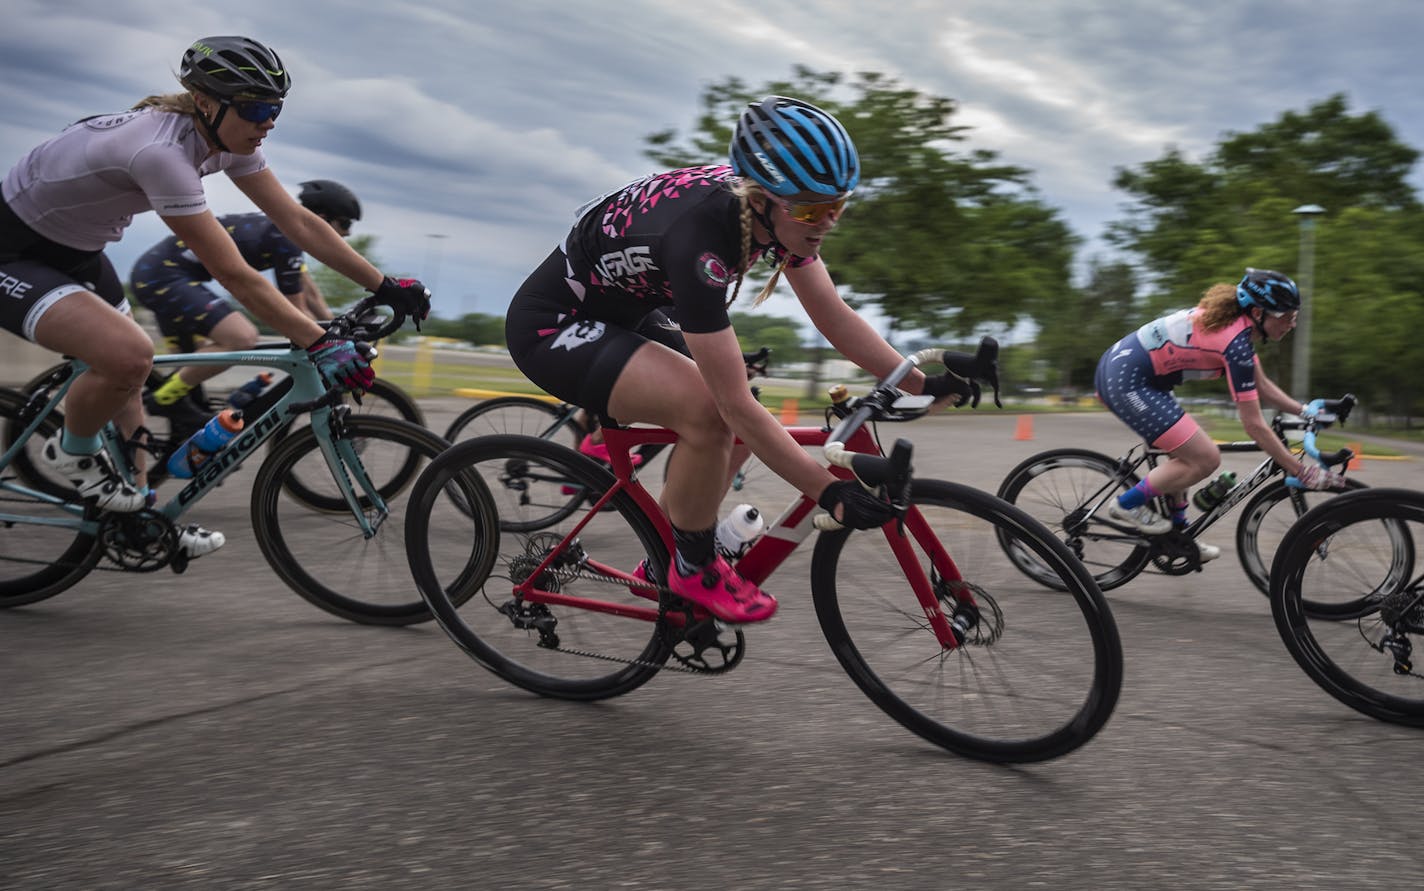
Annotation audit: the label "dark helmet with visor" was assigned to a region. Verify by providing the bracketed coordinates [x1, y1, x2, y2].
[180, 36, 291, 100]
[1236, 268, 1301, 312]
[729, 96, 860, 200]
[299, 180, 362, 222]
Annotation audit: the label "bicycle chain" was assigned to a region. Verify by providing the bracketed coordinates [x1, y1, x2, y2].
[513, 564, 739, 675]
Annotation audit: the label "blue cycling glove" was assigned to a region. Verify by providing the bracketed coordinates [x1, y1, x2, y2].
[307, 332, 375, 393]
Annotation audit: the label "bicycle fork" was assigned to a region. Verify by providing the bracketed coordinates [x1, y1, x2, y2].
[891, 508, 978, 648]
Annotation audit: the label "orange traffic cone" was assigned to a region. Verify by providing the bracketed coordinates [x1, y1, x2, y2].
[780, 398, 799, 424]
[1347, 442, 1363, 471]
[1014, 414, 1034, 441]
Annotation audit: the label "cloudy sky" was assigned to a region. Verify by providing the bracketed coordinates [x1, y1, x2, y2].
[5, 1, 1422, 327]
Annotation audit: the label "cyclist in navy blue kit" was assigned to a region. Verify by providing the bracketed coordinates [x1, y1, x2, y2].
[506, 96, 970, 625]
[131, 179, 362, 434]
[0, 36, 429, 559]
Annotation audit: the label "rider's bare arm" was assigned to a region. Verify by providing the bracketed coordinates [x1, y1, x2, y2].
[233, 168, 383, 292]
[684, 326, 835, 499]
[161, 209, 325, 347]
[784, 260, 929, 394]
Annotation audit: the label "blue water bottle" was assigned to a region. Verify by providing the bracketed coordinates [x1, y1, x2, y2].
[167, 409, 244, 479]
[227, 372, 274, 409]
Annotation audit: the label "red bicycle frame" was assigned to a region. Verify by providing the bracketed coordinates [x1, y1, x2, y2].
[506, 421, 969, 649]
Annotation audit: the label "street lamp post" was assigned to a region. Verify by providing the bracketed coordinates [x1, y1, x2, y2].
[424, 233, 448, 311]
[1291, 204, 1325, 395]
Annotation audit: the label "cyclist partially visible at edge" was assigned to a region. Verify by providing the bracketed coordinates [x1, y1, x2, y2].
[506, 96, 971, 625]
[0, 36, 429, 559]
[1095, 268, 1345, 562]
[130, 178, 363, 435]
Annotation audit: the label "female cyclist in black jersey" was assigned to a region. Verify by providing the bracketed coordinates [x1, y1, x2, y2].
[505, 96, 967, 624]
[0, 36, 429, 559]
[130, 179, 362, 433]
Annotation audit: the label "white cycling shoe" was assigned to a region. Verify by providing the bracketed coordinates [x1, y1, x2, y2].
[1108, 501, 1172, 535]
[41, 435, 146, 513]
[177, 524, 226, 559]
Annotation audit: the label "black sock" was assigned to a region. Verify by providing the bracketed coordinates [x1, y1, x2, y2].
[672, 524, 716, 575]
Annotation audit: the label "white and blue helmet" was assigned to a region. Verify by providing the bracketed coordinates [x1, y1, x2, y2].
[729, 96, 860, 200]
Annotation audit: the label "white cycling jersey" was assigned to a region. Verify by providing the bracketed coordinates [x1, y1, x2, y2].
[1, 108, 265, 251]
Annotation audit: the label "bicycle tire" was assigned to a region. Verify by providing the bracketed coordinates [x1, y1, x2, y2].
[1270, 487, 1422, 726]
[444, 396, 580, 446]
[1236, 476, 1369, 600]
[406, 434, 672, 700]
[997, 448, 1151, 591]
[277, 378, 426, 510]
[0, 388, 105, 607]
[251, 415, 474, 625]
[811, 478, 1122, 762]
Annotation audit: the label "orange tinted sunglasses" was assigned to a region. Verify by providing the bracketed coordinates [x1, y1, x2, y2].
[777, 194, 851, 224]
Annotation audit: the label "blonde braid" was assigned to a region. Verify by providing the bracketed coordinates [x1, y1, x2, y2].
[725, 178, 789, 309]
[725, 191, 754, 309]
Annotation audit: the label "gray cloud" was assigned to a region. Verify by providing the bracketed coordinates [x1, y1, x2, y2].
[3, 0, 1421, 320]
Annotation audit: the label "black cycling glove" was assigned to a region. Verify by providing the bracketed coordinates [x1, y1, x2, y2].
[373, 276, 432, 324]
[921, 371, 974, 407]
[818, 479, 897, 530]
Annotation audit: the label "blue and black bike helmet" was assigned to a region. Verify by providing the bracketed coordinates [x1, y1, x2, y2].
[729, 96, 860, 200]
[1236, 268, 1301, 312]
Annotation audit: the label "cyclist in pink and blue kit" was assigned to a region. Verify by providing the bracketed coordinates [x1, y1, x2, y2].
[1095, 268, 1344, 561]
[506, 96, 970, 625]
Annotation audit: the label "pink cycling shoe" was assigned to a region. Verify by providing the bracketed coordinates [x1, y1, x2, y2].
[667, 555, 777, 624]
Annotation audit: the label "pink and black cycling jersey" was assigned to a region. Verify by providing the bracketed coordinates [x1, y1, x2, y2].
[1125, 308, 1260, 401]
[558, 164, 814, 333]
[505, 164, 816, 417]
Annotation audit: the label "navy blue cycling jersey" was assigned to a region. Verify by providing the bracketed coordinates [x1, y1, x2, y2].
[130, 212, 305, 294]
[557, 165, 814, 334]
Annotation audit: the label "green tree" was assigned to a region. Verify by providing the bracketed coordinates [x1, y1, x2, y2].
[1107, 93, 1424, 418]
[420, 312, 506, 347]
[309, 233, 383, 311]
[1034, 261, 1142, 392]
[645, 68, 1078, 338]
[728, 311, 805, 365]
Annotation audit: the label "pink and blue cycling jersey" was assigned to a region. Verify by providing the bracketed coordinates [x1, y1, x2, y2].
[1095, 307, 1259, 450]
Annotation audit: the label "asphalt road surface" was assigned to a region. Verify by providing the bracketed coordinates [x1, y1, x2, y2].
[3, 402, 1421, 890]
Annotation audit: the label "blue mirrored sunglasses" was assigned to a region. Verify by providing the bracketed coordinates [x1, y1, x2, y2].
[228, 99, 283, 123]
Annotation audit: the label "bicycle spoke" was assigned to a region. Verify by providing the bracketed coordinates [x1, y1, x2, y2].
[1272, 488, 1424, 726]
[812, 479, 1122, 763]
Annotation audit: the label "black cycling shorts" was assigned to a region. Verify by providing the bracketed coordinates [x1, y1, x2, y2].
[0, 198, 126, 341]
[131, 276, 238, 347]
[506, 248, 690, 418]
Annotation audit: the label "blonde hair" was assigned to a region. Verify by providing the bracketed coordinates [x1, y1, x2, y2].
[131, 92, 197, 114]
[726, 179, 790, 308]
[1196, 282, 1245, 331]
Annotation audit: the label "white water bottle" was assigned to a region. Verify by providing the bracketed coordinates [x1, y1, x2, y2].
[716, 503, 764, 560]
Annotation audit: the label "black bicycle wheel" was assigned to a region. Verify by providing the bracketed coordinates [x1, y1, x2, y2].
[280, 379, 427, 512]
[1236, 476, 1369, 600]
[406, 434, 672, 700]
[997, 448, 1151, 592]
[811, 479, 1123, 763]
[444, 396, 580, 446]
[251, 415, 472, 625]
[0, 388, 104, 607]
[1270, 488, 1422, 725]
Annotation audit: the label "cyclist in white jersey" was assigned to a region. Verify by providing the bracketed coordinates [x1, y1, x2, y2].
[0, 36, 430, 559]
